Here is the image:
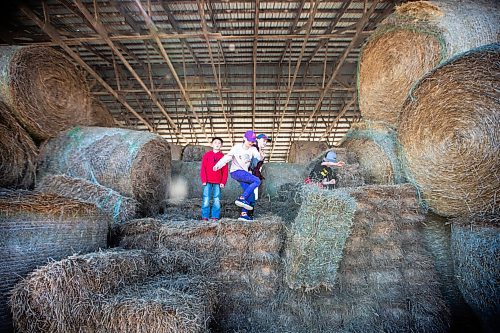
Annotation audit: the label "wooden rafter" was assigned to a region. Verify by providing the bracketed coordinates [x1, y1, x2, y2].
[319, 95, 357, 140]
[252, 0, 259, 129]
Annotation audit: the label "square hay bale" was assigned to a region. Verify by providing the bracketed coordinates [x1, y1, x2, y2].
[0, 190, 110, 333]
[10, 248, 218, 333]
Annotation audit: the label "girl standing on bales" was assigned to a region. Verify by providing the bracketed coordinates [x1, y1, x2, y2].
[213, 130, 264, 221]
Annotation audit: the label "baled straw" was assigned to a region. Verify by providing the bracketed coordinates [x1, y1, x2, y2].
[288, 141, 329, 164]
[0, 46, 91, 141]
[450, 214, 500, 331]
[37, 126, 172, 216]
[0, 189, 110, 333]
[181, 144, 211, 162]
[357, 0, 499, 126]
[398, 44, 500, 217]
[87, 98, 116, 127]
[259, 162, 307, 200]
[340, 120, 405, 184]
[0, 100, 37, 189]
[284, 185, 357, 291]
[36, 174, 138, 223]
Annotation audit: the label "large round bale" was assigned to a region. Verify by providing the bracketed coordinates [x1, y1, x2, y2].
[339, 121, 405, 184]
[0, 100, 37, 189]
[37, 126, 171, 216]
[36, 174, 138, 223]
[181, 144, 211, 161]
[259, 162, 307, 200]
[0, 190, 110, 333]
[86, 98, 116, 127]
[358, 0, 499, 126]
[451, 215, 499, 332]
[0, 46, 92, 141]
[169, 143, 183, 160]
[288, 141, 329, 164]
[398, 44, 500, 217]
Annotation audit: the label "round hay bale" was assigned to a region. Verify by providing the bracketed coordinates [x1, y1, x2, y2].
[0, 46, 91, 141]
[358, 0, 500, 126]
[288, 141, 329, 164]
[398, 44, 500, 217]
[169, 143, 182, 160]
[37, 126, 172, 216]
[259, 162, 307, 200]
[36, 174, 138, 223]
[181, 144, 211, 161]
[451, 214, 500, 332]
[86, 98, 116, 127]
[0, 100, 37, 189]
[0, 189, 110, 333]
[339, 121, 405, 184]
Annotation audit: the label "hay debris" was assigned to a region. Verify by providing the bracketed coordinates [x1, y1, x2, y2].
[0, 46, 91, 141]
[357, 0, 499, 126]
[284, 185, 357, 291]
[0, 100, 37, 189]
[36, 174, 138, 223]
[37, 126, 172, 216]
[181, 144, 211, 162]
[398, 44, 500, 217]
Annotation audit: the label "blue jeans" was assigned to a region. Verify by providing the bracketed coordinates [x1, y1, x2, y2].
[201, 183, 221, 219]
[231, 170, 260, 213]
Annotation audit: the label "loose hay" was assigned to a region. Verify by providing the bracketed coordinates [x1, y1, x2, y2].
[10, 249, 218, 333]
[37, 126, 172, 216]
[398, 44, 500, 217]
[284, 185, 357, 291]
[87, 98, 116, 127]
[288, 141, 329, 164]
[0, 46, 91, 141]
[0, 189, 110, 333]
[181, 144, 211, 162]
[36, 174, 138, 223]
[340, 120, 405, 184]
[0, 100, 37, 189]
[451, 214, 500, 332]
[358, 0, 499, 126]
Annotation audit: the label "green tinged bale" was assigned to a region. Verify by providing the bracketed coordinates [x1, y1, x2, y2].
[260, 162, 307, 200]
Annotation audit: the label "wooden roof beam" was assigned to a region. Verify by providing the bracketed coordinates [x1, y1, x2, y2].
[252, 0, 259, 129]
[277, 0, 306, 66]
[320, 95, 357, 140]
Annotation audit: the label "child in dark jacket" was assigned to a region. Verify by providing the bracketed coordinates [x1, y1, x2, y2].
[305, 150, 345, 189]
[200, 137, 228, 220]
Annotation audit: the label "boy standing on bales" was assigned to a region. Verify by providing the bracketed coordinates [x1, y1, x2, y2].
[213, 130, 264, 221]
[200, 137, 228, 221]
[305, 150, 345, 189]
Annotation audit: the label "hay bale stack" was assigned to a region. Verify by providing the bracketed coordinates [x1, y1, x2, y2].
[0, 46, 92, 141]
[288, 141, 329, 164]
[86, 98, 116, 127]
[37, 126, 172, 216]
[451, 214, 499, 332]
[36, 174, 138, 223]
[10, 249, 218, 333]
[0, 100, 37, 189]
[285, 186, 357, 291]
[117, 216, 285, 332]
[169, 143, 183, 160]
[181, 144, 211, 162]
[339, 120, 405, 184]
[260, 162, 307, 200]
[0, 190, 110, 333]
[358, 0, 499, 126]
[398, 44, 500, 217]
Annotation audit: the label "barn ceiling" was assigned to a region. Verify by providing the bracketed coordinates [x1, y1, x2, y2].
[0, 0, 401, 161]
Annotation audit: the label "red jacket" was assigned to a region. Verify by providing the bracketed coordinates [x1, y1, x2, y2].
[200, 150, 228, 185]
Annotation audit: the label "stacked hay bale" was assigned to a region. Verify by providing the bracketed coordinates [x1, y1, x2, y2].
[10, 249, 219, 333]
[181, 144, 211, 162]
[36, 174, 138, 223]
[288, 141, 329, 164]
[37, 126, 171, 216]
[86, 98, 116, 127]
[169, 143, 183, 160]
[259, 162, 307, 200]
[0, 101, 37, 189]
[339, 120, 405, 184]
[0, 46, 92, 141]
[0, 190, 110, 333]
[398, 44, 499, 217]
[358, 0, 499, 127]
[450, 215, 499, 333]
[117, 216, 284, 332]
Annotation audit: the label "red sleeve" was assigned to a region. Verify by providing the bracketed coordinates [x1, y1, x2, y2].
[200, 153, 208, 183]
[221, 162, 228, 185]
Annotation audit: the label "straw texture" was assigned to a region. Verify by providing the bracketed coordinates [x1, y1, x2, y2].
[181, 144, 211, 162]
[288, 141, 329, 164]
[87, 98, 116, 127]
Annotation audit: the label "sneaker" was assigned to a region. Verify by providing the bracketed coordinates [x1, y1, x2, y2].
[238, 213, 253, 222]
[201, 218, 209, 221]
[235, 197, 253, 210]
[211, 218, 219, 221]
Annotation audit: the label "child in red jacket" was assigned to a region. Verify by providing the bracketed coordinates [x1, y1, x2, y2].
[200, 137, 228, 220]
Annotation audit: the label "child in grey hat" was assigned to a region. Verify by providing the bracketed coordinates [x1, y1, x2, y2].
[305, 150, 345, 189]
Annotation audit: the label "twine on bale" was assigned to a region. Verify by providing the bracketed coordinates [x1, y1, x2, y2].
[37, 126, 172, 216]
[357, 0, 499, 126]
[36, 174, 138, 223]
[398, 44, 500, 217]
[284, 185, 356, 291]
[0, 100, 37, 189]
[0, 46, 91, 141]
